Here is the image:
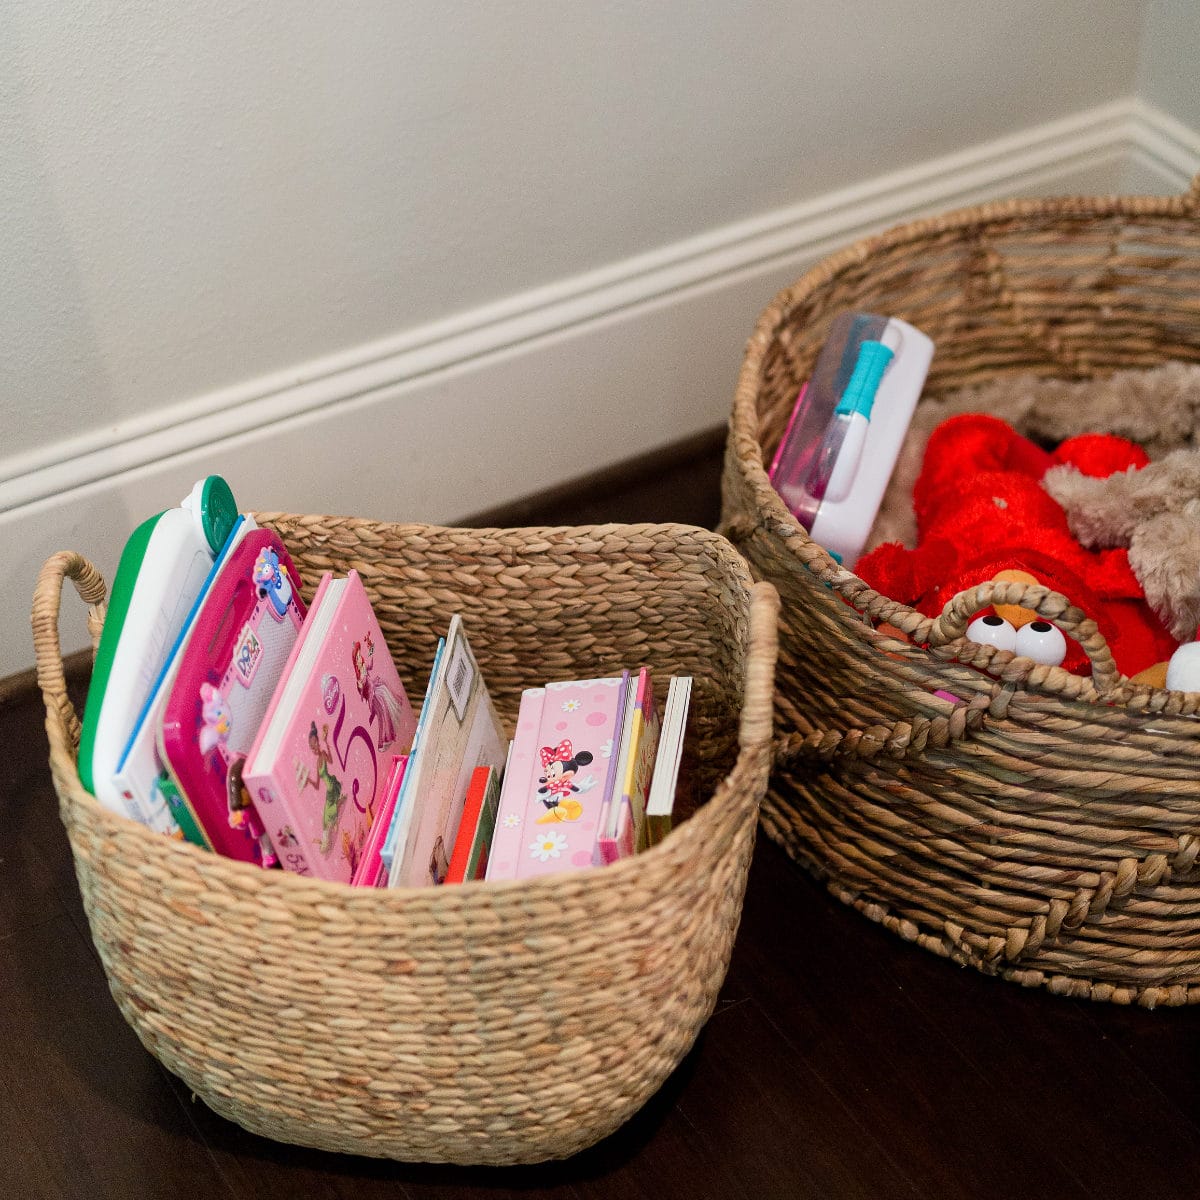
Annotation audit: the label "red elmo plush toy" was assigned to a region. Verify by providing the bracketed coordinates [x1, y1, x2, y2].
[856, 413, 1177, 677]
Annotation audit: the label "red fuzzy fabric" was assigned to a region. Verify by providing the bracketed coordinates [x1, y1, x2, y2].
[1051, 433, 1150, 478]
[857, 414, 1176, 676]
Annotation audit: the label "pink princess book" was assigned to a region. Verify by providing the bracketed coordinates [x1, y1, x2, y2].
[242, 570, 417, 883]
[485, 673, 629, 882]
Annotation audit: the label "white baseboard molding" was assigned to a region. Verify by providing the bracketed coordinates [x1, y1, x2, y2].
[8, 97, 1198, 675]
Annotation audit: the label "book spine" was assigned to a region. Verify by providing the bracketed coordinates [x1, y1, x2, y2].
[630, 704, 661, 854]
[467, 775, 500, 881]
[596, 802, 636, 864]
[108, 710, 187, 836]
[110, 754, 181, 836]
[445, 773, 486, 885]
[645, 813, 671, 847]
[595, 827, 621, 865]
[485, 689, 545, 882]
[590, 673, 631, 867]
[245, 776, 315, 877]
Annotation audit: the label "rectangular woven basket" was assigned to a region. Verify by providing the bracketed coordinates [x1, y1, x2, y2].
[32, 517, 779, 1164]
[721, 174, 1200, 1008]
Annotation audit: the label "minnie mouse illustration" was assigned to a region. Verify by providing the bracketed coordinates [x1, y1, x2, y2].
[535, 739, 593, 824]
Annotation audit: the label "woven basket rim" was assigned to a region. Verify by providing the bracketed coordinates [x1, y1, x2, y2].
[726, 184, 1200, 713]
[35, 519, 780, 908]
[254, 513, 747, 552]
[744, 186, 1200, 352]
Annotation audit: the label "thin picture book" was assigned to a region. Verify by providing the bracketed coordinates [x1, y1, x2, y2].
[445, 764, 501, 884]
[645, 675, 693, 847]
[352, 754, 408, 887]
[379, 634, 444, 872]
[243, 570, 417, 883]
[486, 673, 629, 883]
[595, 668, 660, 864]
[385, 615, 508, 888]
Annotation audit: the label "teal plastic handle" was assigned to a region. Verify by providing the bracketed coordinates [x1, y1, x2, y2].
[833, 340, 894, 419]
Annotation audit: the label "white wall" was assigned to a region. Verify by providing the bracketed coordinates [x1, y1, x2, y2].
[1138, 0, 1200, 129]
[9, 1, 1195, 674]
[3, 1, 1146, 460]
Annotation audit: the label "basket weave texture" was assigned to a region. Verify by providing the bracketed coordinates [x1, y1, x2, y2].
[721, 175, 1200, 1008]
[33, 518, 779, 1164]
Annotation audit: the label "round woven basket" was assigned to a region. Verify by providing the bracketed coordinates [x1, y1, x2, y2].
[33, 518, 779, 1164]
[721, 174, 1200, 1008]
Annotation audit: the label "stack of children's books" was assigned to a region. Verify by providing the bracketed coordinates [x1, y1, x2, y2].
[78, 477, 693, 887]
[484, 668, 691, 881]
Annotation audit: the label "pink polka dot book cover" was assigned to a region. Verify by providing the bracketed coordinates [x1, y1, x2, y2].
[485, 673, 631, 882]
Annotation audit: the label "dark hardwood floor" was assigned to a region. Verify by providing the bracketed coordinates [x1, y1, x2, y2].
[8, 426, 1200, 1198]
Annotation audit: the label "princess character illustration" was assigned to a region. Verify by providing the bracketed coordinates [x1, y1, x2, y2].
[340, 828, 361, 878]
[536, 740, 593, 824]
[303, 720, 346, 854]
[352, 633, 406, 750]
[428, 835, 450, 885]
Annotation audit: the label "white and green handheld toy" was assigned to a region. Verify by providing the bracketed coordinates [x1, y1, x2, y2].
[77, 476, 238, 832]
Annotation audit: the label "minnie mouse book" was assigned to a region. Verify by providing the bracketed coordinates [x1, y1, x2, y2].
[485, 673, 630, 882]
[243, 570, 416, 883]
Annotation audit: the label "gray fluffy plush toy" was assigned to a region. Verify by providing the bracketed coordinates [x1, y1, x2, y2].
[1042, 448, 1200, 643]
[869, 361, 1200, 553]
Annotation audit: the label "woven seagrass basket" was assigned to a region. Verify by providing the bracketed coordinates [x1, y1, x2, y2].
[721, 174, 1200, 1008]
[33, 518, 778, 1164]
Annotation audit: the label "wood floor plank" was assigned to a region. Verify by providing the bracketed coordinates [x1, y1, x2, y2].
[728, 834, 1100, 1199]
[669, 997, 926, 1200]
[0, 911, 235, 1200]
[1076, 998, 1200, 1140]
[0, 693, 73, 941]
[878, 921, 1200, 1200]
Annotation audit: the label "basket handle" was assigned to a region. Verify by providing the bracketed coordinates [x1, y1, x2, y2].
[773, 577, 1120, 768]
[31, 551, 107, 753]
[774, 685, 1000, 767]
[738, 580, 780, 754]
[923, 577, 1121, 696]
[733, 513, 1123, 698]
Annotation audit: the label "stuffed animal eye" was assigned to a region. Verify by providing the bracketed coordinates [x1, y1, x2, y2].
[966, 614, 1016, 651]
[1014, 619, 1067, 666]
[1166, 642, 1200, 692]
